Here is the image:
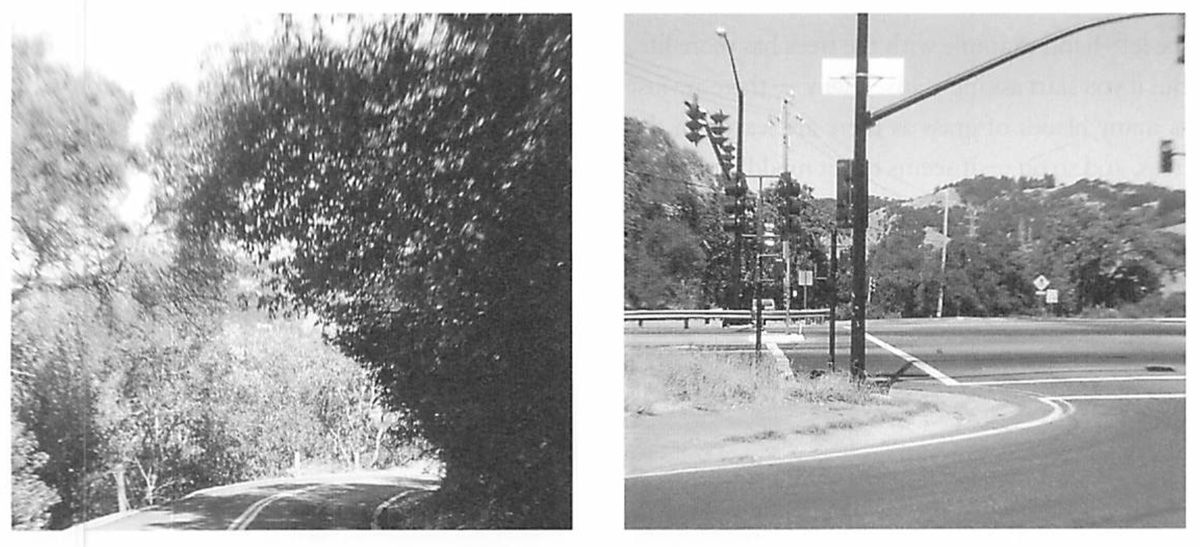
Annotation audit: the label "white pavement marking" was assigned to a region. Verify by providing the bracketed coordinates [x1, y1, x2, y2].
[862, 331, 959, 386]
[960, 375, 1186, 386]
[227, 484, 325, 531]
[371, 487, 435, 529]
[1048, 393, 1186, 401]
[626, 397, 1072, 480]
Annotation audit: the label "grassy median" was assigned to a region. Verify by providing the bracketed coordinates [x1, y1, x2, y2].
[625, 348, 885, 415]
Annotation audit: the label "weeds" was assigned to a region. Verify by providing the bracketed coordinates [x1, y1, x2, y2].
[626, 348, 887, 414]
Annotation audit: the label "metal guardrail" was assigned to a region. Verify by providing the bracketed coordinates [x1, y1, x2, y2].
[625, 308, 830, 328]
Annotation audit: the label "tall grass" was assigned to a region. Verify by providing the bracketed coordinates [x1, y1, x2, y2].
[626, 348, 884, 414]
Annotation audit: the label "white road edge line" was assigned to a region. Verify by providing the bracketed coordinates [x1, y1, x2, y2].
[862, 331, 959, 386]
[227, 484, 325, 531]
[960, 375, 1186, 386]
[626, 396, 1073, 480]
[1048, 393, 1186, 401]
[371, 487, 435, 530]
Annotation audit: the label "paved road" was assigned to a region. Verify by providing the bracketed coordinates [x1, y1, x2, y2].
[625, 317, 1185, 528]
[78, 470, 438, 530]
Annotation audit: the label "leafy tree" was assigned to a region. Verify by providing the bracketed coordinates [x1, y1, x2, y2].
[11, 38, 135, 300]
[168, 15, 571, 528]
[624, 117, 719, 308]
[11, 418, 60, 530]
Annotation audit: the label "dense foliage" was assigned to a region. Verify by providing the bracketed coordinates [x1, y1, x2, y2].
[625, 116, 838, 311]
[11, 37, 408, 529]
[164, 15, 572, 528]
[625, 119, 1185, 318]
[867, 175, 1185, 317]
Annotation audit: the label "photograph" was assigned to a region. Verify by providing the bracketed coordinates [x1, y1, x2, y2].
[624, 13, 1185, 528]
[10, 4, 571, 531]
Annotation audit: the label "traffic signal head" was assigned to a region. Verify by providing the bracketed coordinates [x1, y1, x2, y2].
[721, 197, 749, 233]
[718, 143, 737, 175]
[778, 172, 801, 198]
[724, 176, 748, 198]
[836, 159, 852, 229]
[1160, 140, 1174, 173]
[684, 99, 708, 146]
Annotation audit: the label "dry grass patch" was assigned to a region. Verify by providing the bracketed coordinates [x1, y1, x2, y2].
[626, 347, 887, 415]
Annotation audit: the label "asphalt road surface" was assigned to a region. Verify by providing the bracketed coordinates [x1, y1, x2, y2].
[77, 470, 438, 530]
[625, 317, 1185, 528]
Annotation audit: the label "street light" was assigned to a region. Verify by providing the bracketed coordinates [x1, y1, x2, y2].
[714, 27, 751, 322]
[716, 26, 763, 353]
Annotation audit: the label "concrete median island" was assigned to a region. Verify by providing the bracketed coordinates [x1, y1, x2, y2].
[625, 386, 1019, 476]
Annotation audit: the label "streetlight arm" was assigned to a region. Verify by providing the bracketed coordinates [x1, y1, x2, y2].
[870, 13, 1176, 125]
[721, 36, 744, 95]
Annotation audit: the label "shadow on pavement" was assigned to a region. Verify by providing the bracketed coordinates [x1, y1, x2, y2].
[131, 477, 439, 531]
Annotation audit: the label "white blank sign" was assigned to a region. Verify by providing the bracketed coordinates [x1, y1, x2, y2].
[821, 58, 905, 95]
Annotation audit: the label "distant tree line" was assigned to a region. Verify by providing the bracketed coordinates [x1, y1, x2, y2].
[625, 117, 1185, 318]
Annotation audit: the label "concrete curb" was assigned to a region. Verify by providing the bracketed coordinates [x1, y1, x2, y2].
[626, 383, 1054, 479]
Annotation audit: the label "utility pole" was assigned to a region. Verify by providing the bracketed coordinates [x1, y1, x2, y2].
[827, 224, 838, 371]
[780, 95, 793, 326]
[850, 13, 870, 381]
[936, 188, 949, 318]
[753, 175, 764, 355]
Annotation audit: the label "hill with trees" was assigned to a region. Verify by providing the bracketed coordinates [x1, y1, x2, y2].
[624, 119, 1185, 319]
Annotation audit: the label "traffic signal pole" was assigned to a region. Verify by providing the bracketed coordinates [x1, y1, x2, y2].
[844, 12, 1175, 381]
[850, 14, 870, 381]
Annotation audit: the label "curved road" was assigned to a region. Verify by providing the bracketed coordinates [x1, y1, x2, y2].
[625, 318, 1185, 528]
[77, 470, 438, 530]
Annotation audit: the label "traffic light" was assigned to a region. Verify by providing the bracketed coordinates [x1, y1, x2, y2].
[761, 222, 778, 251]
[724, 172, 748, 198]
[1160, 140, 1175, 173]
[717, 143, 737, 177]
[777, 171, 803, 234]
[721, 197, 748, 233]
[836, 159, 852, 229]
[709, 109, 731, 148]
[684, 99, 707, 145]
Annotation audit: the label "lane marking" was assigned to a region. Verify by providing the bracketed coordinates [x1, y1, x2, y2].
[370, 487, 435, 529]
[626, 397, 1072, 480]
[862, 331, 959, 386]
[960, 375, 1186, 386]
[1048, 393, 1186, 401]
[227, 484, 325, 531]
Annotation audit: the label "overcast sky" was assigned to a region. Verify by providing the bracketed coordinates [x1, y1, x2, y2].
[626, 13, 1186, 199]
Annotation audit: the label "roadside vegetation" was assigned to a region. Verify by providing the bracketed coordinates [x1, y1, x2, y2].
[625, 117, 1185, 318]
[13, 14, 569, 530]
[625, 348, 885, 415]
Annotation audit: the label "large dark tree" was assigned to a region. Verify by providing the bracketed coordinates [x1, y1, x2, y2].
[174, 15, 571, 527]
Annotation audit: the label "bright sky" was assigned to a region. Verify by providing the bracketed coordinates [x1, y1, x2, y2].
[626, 13, 1186, 199]
[11, 0, 276, 224]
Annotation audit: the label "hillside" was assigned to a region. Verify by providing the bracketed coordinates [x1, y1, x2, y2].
[867, 175, 1185, 317]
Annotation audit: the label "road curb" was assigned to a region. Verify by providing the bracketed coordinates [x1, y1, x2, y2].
[626, 388, 1067, 479]
[626, 383, 1061, 479]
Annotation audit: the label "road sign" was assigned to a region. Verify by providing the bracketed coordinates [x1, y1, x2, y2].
[821, 58, 905, 95]
[798, 270, 814, 287]
[1045, 289, 1059, 304]
[1033, 274, 1050, 291]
